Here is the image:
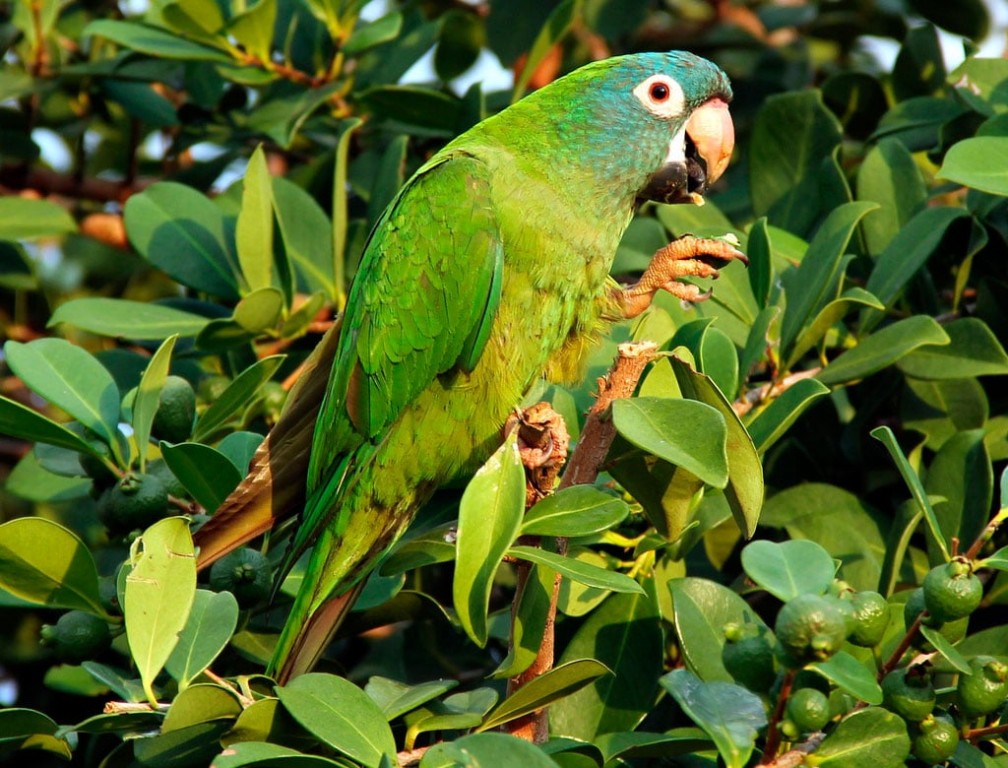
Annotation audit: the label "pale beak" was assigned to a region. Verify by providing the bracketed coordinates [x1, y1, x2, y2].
[638, 97, 735, 205]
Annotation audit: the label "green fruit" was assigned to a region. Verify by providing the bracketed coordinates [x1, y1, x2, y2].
[40, 610, 110, 663]
[151, 376, 196, 443]
[911, 713, 959, 763]
[849, 590, 890, 647]
[256, 381, 287, 424]
[147, 458, 187, 498]
[881, 667, 936, 722]
[903, 587, 969, 649]
[198, 375, 231, 404]
[923, 560, 982, 623]
[98, 575, 120, 615]
[722, 626, 776, 693]
[209, 548, 273, 608]
[787, 687, 831, 733]
[957, 655, 1008, 718]
[97, 472, 169, 533]
[774, 594, 848, 665]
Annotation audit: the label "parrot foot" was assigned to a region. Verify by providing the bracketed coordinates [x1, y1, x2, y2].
[621, 235, 748, 319]
[504, 402, 570, 508]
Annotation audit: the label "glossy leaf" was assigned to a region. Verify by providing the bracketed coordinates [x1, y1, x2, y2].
[923, 429, 991, 563]
[612, 397, 727, 488]
[49, 298, 210, 339]
[236, 145, 275, 292]
[810, 708, 910, 768]
[669, 577, 770, 682]
[520, 486, 628, 537]
[0, 396, 105, 458]
[508, 545, 643, 594]
[549, 589, 662, 740]
[364, 677, 458, 721]
[124, 517, 197, 704]
[453, 433, 525, 646]
[277, 673, 396, 767]
[817, 316, 950, 387]
[160, 441, 243, 513]
[786, 288, 884, 370]
[479, 659, 610, 732]
[164, 589, 239, 688]
[898, 317, 1008, 379]
[85, 19, 231, 61]
[741, 539, 835, 601]
[856, 138, 926, 255]
[938, 136, 1008, 195]
[421, 733, 557, 768]
[5, 338, 121, 445]
[272, 177, 336, 300]
[919, 626, 971, 674]
[210, 741, 345, 768]
[746, 377, 830, 453]
[192, 355, 285, 441]
[0, 197, 75, 240]
[810, 652, 883, 704]
[512, 0, 579, 101]
[660, 669, 766, 768]
[0, 518, 106, 616]
[131, 336, 176, 470]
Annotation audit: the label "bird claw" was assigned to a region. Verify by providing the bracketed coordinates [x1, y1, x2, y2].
[621, 234, 748, 318]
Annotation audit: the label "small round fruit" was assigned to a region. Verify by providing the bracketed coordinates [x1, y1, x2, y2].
[957, 655, 1008, 718]
[849, 590, 890, 647]
[881, 667, 936, 722]
[911, 714, 959, 764]
[209, 548, 273, 608]
[40, 610, 111, 663]
[147, 458, 187, 499]
[198, 375, 230, 405]
[151, 376, 196, 443]
[787, 687, 831, 733]
[923, 561, 982, 623]
[774, 594, 848, 664]
[97, 472, 169, 533]
[256, 381, 287, 424]
[722, 627, 776, 693]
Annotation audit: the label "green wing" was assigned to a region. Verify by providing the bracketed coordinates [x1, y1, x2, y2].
[296, 151, 504, 535]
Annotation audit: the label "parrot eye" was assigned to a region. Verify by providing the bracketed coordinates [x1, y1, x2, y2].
[633, 75, 685, 119]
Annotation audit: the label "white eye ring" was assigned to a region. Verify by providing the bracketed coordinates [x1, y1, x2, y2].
[633, 75, 685, 119]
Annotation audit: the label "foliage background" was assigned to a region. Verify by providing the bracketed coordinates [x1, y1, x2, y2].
[3, 0, 1008, 766]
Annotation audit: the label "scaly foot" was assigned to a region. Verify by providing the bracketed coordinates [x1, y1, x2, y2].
[621, 235, 748, 318]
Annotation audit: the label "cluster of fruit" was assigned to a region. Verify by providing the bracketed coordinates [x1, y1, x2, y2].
[722, 558, 1004, 763]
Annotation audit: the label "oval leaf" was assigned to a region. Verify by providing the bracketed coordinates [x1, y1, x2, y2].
[521, 486, 629, 537]
[165, 589, 239, 687]
[741, 539, 836, 601]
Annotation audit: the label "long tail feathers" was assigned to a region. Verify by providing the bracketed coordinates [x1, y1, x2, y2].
[271, 582, 364, 684]
[192, 319, 342, 570]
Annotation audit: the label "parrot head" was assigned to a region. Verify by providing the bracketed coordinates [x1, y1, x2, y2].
[507, 50, 735, 208]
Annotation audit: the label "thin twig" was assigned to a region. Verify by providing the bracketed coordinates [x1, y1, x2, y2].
[760, 669, 796, 764]
[733, 368, 822, 418]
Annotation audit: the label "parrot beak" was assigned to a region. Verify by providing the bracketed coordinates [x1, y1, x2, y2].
[639, 97, 734, 206]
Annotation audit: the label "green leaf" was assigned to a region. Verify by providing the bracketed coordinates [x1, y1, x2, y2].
[760, 483, 889, 591]
[124, 182, 241, 300]
[84, 19, 232, 61]
[492, 562, 553, 679]
[595, 729, 712, 763]
[810, 651, 883, 704]
[0, 197, 76, 240]
[779, 201, 878, 354]
[233, 287, 284, 332]
[364, 677, 458, 721]
[660, 669, 766, 768]
[871, 426, 950, 562]
[332, 117, 362, 307]
[856, 138, 926, 255]
[5, 450, 91, 502]
[236, 145, 275, 292]
[344, 11, 404, 56]
[508, 545, 643, 594]
[809, 708, 910, 768]
[749, 90, 843, 226]
[124, 517, 197, 704]
[479, 659, 610, 732]
[421, 733, 558, 768]
[0, 395, 105, 457]
[244, 82, 342, 149]
[785, 288, 884, 370]
[612, 397, 728, 487]
[861, 207, 968, 329]
[741, 540, 835, 601]
[512, 0, 581, 101]
[817, 316, 950, 387]
[453, 433, 525, 646]
[938, 135, 1008, 196]
[359, 88, 461, 136]
[272, 177, 335, 300]
[746, 217, 773, 308]
[132, 336, 177, 471]
[277, 673, 396, 768]
[165, 589, 239, 688]
[902, 378, 988, 451]
[669, 577, 770, 682]
[746, 378, 830, 454]
[404, 688, 498, 740]
[161, 683, 242, 732]
[160, 442, 243, 513]
[898, 318, 1008, 379]
[923, 429, 991, 563]
[918, 626, 971, 674]
[670, 358, 763, 538]
[192, 355, 284, 441]
[49, 298, 211, 339]
[521, 486, 629, 537]
[0, 518, 106, 616]
[5, 338, 121, 445]
[212, 741, 346, 767]
[227, 0, 277, 61]
[549, 588, 662, 740]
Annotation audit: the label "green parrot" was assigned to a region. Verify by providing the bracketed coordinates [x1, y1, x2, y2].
[194, 50, 742, 682]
